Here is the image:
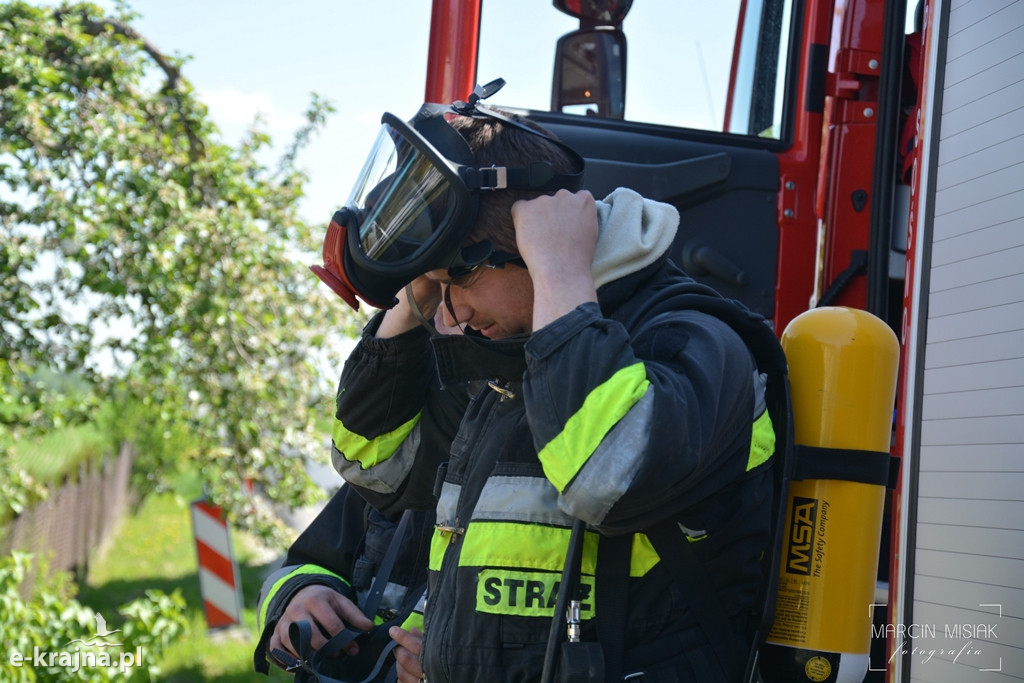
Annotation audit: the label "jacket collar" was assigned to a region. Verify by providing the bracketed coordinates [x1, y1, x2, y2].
[430, 333, 528, 387]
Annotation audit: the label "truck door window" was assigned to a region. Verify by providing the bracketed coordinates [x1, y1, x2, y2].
[477, 0, 794, 140]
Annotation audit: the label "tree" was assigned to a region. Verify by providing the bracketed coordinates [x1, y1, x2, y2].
[1, 1, 364, 543]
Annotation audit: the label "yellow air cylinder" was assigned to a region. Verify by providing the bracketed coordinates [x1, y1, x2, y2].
[760, 307, 899, 683]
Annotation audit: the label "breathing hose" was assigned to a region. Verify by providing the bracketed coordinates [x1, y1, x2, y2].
[540, 518, 587, 683]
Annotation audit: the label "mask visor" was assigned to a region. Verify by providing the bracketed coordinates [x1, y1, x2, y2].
[349, 122, 461, 267]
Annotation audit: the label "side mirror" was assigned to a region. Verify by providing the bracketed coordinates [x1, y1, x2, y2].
[551, 28, 627, 119]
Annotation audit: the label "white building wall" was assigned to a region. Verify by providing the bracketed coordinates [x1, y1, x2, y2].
[908, 0, 1024, 680]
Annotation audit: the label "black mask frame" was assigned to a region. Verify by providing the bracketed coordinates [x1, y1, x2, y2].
[311, 79, 586, 310]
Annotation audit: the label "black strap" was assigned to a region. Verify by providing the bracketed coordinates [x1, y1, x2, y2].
[279, 620, 361, 682]
[276, 620, 400, 683]
[404, 284, 442, 336]
[646, 522, 744, 681]
[362, 509, 413, 620]
[272, 510, 415, 682]
[793, 445, 899, 488]
[596, 532, 632, 681]
[353, 640, 401, 683]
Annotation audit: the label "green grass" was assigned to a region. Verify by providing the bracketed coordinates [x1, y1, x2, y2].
[78, 478, 293, 682]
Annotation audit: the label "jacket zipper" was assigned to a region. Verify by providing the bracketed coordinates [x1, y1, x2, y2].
[433, 385, 507, 681]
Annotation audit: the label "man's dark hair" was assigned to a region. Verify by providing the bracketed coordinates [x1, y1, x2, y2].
[450, 111, 576, 254]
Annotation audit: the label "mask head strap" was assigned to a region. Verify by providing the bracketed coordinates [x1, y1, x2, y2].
[427, 78, 586, 193]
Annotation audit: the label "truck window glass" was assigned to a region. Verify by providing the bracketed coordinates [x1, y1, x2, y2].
[477, 0, 793, 140]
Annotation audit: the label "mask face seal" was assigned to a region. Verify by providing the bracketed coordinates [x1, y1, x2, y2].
[311, 78, 586, 310]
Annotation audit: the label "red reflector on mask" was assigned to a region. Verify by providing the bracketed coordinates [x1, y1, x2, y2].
[310, 219, 363, 310]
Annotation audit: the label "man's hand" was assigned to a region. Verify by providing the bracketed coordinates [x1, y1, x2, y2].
[377, 275, 443, 338]
[511, 189, 599, 330]
[269, 585, 375, 663]
[389, 626, 425, 683]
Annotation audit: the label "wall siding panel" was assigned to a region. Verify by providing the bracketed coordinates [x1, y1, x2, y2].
[909, 1, 1024, 681]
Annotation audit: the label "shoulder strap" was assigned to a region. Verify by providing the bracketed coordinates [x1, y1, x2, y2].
[362, 509, 413, 619]
[646, 521, 746, 680]
[595, 532, 632, 681]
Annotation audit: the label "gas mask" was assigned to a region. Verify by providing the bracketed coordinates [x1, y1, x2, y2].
[310, 79, 586, 310]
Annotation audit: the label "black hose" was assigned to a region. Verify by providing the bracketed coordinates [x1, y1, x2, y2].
[540, 519, 587, 683]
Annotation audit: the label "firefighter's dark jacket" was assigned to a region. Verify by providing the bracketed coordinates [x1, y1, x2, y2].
[332, 188, 778, 682]
[253, 484, 433, 673]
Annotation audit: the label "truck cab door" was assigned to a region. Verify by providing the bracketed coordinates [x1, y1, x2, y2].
[472, 0, 803, 327]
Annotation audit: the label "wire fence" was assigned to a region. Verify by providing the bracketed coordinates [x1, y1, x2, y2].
[1, 442, 134, 584]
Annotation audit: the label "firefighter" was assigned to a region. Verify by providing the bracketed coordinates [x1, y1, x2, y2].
[253, 483, 434, 682]
[316, 81, 782, 683]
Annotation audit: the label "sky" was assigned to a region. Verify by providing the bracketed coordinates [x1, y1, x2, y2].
[96, 0, 747, 226]
[93, 1, 919, 226]
[100, 0, 436, 226]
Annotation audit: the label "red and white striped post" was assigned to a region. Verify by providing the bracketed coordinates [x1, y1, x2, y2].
[189, 499, 244, 629]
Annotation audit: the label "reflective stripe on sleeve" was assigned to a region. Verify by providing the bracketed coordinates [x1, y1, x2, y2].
[257, 565, 347, 630]
[400, 609, 424, 632]
[747, 408, 775, 471]
[537, 362, 650, 493]
[559, 390, 654, 523]
[399, 589, 427, 633]
[747, 370, 775, 471]
[332, 415, 422, 493]
[333, 412, 421, 468]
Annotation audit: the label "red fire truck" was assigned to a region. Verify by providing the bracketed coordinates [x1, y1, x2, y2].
[413, 1, 1023, 681]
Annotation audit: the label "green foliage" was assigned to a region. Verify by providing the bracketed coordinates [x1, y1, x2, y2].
[0, 1, 365, 543]
[0, 362, 106, 522]
[0, 450, 48, 524]
[10, 423, 107, 484]
[95, 389, 199, 501]
[0, 551, 188, 681]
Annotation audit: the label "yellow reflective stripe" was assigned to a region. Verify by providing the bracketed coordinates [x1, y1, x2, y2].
[538, 363, 650, 492]
[460, 522, 591, 572]
[458, 521, 659, 578]
[258, 565, 347, 629]
[747, 409, 775, 471]
[332, 412, 421, 468]
[476, 569, 596, 618]
[429, 528, 450, 571]
[400, 610, 424, 632]
[631, 531, 661, 574]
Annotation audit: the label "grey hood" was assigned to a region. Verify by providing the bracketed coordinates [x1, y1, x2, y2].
[592, 187, 679, 289]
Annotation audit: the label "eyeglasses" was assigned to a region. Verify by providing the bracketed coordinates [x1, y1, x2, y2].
[446, 250, 525, 288]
